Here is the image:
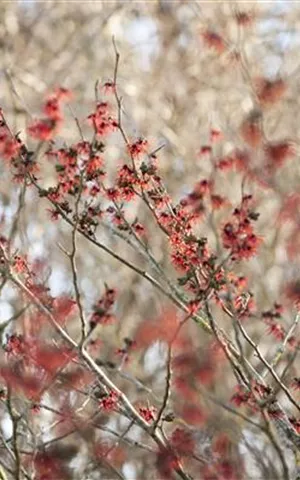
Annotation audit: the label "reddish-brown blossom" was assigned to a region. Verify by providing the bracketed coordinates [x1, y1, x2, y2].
[53, 86, 73, 102]
[32, 452, 66, 480]
[292, 377, 300, 391]
[199, 145, 212, 155]
[139, 406, 156, 423]
[285, 279, 300, 309]
[90, 286, 117, 328]
[30, 345, 76, 375]
[213, 432, 231, 457]
[0, 124, 22, 161]
[52, 296, 77, 322]
[87, 101, 118, 136]
[5, 334, 24, 356]
[43, 97, 62, 121]
[265, 140, 295, 169]
[267, 404, 284, 420]
[256, 77, 287, 106]
[279, 193, 300, 223]
[12, 254, 28, 273]
[217, 149, 250, 172]
[93, 441, 125, 466]
[116, 164, 139, 200]
[216, 155, 236, 171]
[195, 358, 217, 386]
[102, 80, 116, 94]
[181, 404, 206, 425]
[28, 119, 57, 141]
[85, 155, 104, 176]
[252, 381, 272, 399]
[289, 416, 300, 434]
[133, 222, 145, 235]
[217, 460, 240, 480]
[222, 196, 262, 260]
[99, 390, 119, 411]
[210, 128, 222, 142]
[115, 337, 137, 364]
[127, 138, 148, 157]
[170, 428, 195, 457]
[30, 403, 41, 414]
[235, 11, 253, 26]
[0, 367, 43, 400]
[211, 194, 228, 210]
[156, 447, 180, 479]
[135, 308, 180, 347]
[266, 321, 285, 341]
[231, 385, 251, 407]
[202, 31, 226, 53]
[28, 88, 71, 141]
[173, 376, 199, 402]
[240, 111, 262, 147]
[106, 187, 120, 201]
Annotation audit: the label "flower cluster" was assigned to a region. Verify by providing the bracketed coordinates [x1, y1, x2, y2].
[222, 195, 262, 261]
[255, 77, 286, 106]
[28, 87, 72, 140]
[201, 30, 226, 53]
[90, 286, 117, 329]
[99, 390, 119, 412]
[138, 405, 156, 423]
[87, 101, 118, 136]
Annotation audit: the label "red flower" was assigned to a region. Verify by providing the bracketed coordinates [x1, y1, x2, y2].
[289, 416, 300, 434]
[12, 254, 28, 273]
[52, 296, 77, 321]
[87, 102, 117, 136]
[202, 31, 226, 53]
[106, 187, 120, 201]
[30, 345, 76, 375]
[90, 287, 117, 328]
[211, 194, 227, 210]
[240, 111, 262, 147]
[0, 125, 22, 161]
[127, 138, 148, 157]
[99, 390, 119, 411]
[54, 86, 73, 101]
[171, 428, 195, 456]
[28, 119, 57, 141]
[86, 155, 104, 175]
[133, 222, 145, 235]
[256, 77, 287, 106]
[139, 406, 156, 423]
[156, 447, 180, 479]
[231, 385, 251, 407]
[199, 145, 212, 155]
[267, 404, 284, 419]
[33, 452, 65, 480]
[279, 193, 300, 223]
[210, 128, 222, 142]
[5, 334, 24, 356]
[265, 141, 295, 169]
[181, 404, 206, 425]
[43, 97, 62, 121]
[285, 279, 300, 309]
[292, 377, 300, 391]
[0, 367, 42, 400]
[266, 321, 285, 341]
[222, 198, 262, 261]
[102, 80, 116, 94]
[216, 155, 236, 171]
